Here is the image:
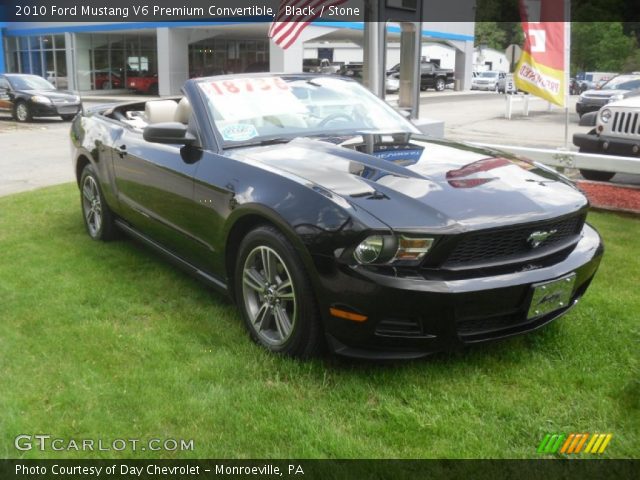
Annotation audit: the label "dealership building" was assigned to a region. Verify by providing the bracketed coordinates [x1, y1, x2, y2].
[0, 21, 474, 95]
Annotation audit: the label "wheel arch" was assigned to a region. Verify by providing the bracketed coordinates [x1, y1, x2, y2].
[223, 205, 320, 304]
[75, 154, 92, 186]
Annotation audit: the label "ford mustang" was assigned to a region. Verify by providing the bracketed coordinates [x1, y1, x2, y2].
[70, 74, 603, 359]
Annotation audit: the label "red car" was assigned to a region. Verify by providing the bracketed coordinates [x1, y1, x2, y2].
[94, 72, 122, 90]
[127, 74, 158, 94]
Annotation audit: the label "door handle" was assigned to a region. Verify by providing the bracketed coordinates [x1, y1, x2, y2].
[116, 145, 127, 157]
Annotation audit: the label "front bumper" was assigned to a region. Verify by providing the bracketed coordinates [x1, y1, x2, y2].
[316, 224, 603, 359]
[573, 132, 640, 157]
[31, 102, 81, 117]
[472, 83, 496, 91]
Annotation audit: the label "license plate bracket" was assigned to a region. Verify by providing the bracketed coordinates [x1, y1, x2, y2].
[527, 273, 576, 320]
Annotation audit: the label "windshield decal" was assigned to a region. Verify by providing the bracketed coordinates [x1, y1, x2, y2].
[220, 123, 259, 142]
[199, 77, 306, 122]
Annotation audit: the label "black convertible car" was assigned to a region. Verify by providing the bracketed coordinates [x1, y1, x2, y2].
[71, 74, 603, 359]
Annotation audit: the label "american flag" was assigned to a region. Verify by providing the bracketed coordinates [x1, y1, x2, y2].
[268, 0, 349, 50]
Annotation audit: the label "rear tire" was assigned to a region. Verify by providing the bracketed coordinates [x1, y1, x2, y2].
[234, 225, 323, 358]
[435, 78, 445, 91]
[80, 165, 117, 240]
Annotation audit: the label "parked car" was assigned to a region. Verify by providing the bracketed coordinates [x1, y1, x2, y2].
[385, 61, 454, 92]
[303, 58, 339, 74]
[419, 61, 454, 91]
[127, 74, 159, 95]
[575, 72, 618, 92]
[573, 95, 640, 181]
[575, 73, 640, 117]
[0, 73, 81, 122]
[497, 73, 519, 94]
[472, 71, 505, 91]
[93, 70, 123, 90]
[71, 74, 602, 359]
[338, 63, 363, 80]
[385, 74, 400, 93]
[46, 71, 69, 90]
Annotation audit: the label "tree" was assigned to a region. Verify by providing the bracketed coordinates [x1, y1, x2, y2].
[475, 22, 506, 49]
[571, 22, 635, 73]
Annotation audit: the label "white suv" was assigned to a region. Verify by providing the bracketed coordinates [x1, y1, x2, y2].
[573, 95, 640, 181]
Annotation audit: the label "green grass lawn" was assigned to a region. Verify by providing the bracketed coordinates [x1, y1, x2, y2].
[0, 183, 638, 459]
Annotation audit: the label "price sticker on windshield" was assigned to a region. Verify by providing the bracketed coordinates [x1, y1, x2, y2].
[202, 77, 290, 96]
[199, 76, 305, 122]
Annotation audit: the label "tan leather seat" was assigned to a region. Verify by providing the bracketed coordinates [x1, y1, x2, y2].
[145, 100, 178, 124]
[174, 97, 192, 124]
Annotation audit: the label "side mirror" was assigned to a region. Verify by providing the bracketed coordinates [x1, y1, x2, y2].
[143, 122, 196, 146]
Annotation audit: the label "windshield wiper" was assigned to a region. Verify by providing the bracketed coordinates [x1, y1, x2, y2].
[224, 137, 294, 149]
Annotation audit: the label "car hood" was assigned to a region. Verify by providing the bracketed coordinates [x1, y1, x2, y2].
[581, 89, 622, 98]
[228, 136, 587, 233]
[607, 94, 640, 108]
[18, 89, 79, 100]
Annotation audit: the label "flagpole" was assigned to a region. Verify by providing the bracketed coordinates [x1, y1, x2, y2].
[564, 0, 571, 149]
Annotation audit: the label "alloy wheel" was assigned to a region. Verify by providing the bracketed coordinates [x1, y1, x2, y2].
[242, 245, 297, 347]
[82, 175, 103, 237]
[16, 103, 28, 122]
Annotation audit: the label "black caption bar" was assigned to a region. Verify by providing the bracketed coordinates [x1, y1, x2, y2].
[0, 0, 639, 23]
[0, 459, 638, 480]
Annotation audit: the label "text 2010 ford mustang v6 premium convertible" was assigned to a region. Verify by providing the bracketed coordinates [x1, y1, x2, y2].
[71, 74, 603, 359]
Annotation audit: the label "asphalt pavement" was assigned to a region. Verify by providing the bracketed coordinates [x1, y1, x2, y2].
[1, 90, 638, 197]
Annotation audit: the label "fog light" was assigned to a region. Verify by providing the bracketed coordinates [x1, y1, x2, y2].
[603, 141, 609, 150]
[354, 236, 384, 264]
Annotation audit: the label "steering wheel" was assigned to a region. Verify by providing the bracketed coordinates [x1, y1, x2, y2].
[318, 113, 354, 128]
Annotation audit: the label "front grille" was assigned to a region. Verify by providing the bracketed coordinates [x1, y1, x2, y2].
[57, 106, 79, 114]
[442, 214, 584, 269]
[611, 111, 640, 135]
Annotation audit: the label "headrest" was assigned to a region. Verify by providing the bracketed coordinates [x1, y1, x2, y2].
[145, 100, 178, 124]
[174, 97, 192, 124]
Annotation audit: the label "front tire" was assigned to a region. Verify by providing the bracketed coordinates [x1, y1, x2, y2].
[14, 101, 32, 122]
[80, 165, 117, 240]
[234, 225, 323, 357]
[435, 78, 445, 91]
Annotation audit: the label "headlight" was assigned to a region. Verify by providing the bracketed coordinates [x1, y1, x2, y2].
[353, 234, 434, 265]
[31, 95, 52, 104]
[600, 108, 612, 123]
[579, 93, 586, 101]
[354, 235, 385, 264]
[608, 94, 624, 103]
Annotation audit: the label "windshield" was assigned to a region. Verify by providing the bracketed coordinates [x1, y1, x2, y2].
[7, 75, 56, 91]
[479, 72, 498, 78]
[601, 75, 640, 91]
[197, 75, 417, 146]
